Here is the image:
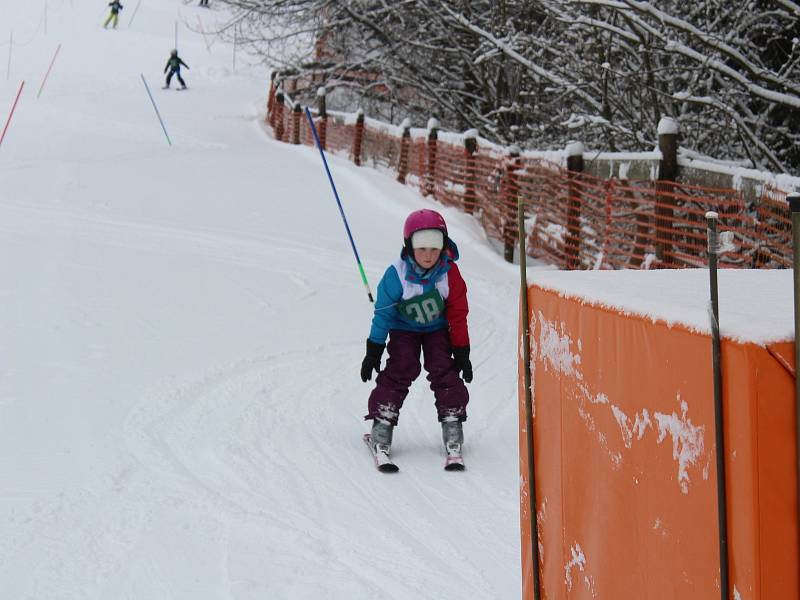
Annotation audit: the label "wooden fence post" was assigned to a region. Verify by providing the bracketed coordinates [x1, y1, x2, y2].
[267, 71, 278, 122]
[565, 141, 584, 269]
[352, 109, 364, 166]
[274, 91, 285, 142]
[317, 86, 327, 151]
[397, 118, 411, 184]
[292, 102, 301, 145]
[503, 145, 522, 263]
[655, 117, 679, 265]
[424, 118, 439, 197]
[464, 129, 478, 214]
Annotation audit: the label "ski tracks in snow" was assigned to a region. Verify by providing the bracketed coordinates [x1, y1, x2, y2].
[119, 340, 512, 599]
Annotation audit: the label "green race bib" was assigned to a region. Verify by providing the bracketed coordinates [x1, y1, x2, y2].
[397, 289, 445, 325]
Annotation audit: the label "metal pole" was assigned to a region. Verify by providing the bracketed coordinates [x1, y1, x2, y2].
[37, 43, 61, 99]
[788, 192, 800, 560]
[706, 211, 729, 600]
[0, 80, 24, 148]
[233, 25, 237, 72]
[304, 107, 374, 303]
[140, 74, 172, 146]
[518, 197, 541, 600]
[129, 0, 143, 28]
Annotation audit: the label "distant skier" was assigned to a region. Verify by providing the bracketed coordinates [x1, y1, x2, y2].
[361, 209, 472, 470]
[103, 1, 123, 29]
[163, 49, 189, 90]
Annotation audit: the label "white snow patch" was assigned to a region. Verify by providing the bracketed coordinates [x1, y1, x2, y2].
[537, 313, 582, 378]
[564, 543, 597, 597]
[654, 398, 706, 494]
[566, 141, 585, 156]
[657, 116, 679, 135]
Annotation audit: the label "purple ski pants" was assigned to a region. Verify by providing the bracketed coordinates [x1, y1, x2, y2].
[365, 328, 469, 426]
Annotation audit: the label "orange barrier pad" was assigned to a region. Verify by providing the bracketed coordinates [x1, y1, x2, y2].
[519, 285, 798, 599]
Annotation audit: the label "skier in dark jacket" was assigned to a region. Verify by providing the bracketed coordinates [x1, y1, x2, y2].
[163, 49, 189, 89]
[104, 1, 123, 29]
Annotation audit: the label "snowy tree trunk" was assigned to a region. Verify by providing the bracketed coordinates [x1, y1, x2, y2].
[292, 102, 301, 145]
[503, 146, 521, 263]
[267, 71, 277, 123]
[317, 87, 327, 151]
[397, 120, 411, 184]
[274, 91, 285, 142]
[655, 118, 679, 264]
[352, 110, 364, 166]
[464, 133, 477, 215]
[565, 142, 584, 269]
[424, 119, 439, 197]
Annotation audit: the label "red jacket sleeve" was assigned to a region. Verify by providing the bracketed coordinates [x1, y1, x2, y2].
[445, 263, 470, 347]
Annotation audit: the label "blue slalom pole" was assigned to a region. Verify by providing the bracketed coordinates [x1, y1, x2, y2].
[304, 107, 374, 303]
[140, 74, 171, 146]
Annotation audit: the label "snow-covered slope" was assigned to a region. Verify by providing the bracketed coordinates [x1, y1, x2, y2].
[1, 2, 522, 598]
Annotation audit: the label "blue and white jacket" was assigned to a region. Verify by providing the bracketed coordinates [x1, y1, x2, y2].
[368, 241, 469, 347]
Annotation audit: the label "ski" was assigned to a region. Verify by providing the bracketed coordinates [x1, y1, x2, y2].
[444, 445, 465, 471]
[363, 433, 399, 473]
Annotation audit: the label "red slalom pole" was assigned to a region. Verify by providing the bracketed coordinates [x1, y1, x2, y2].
[37, 44, 61, 99]
[0, 80, 24, 148]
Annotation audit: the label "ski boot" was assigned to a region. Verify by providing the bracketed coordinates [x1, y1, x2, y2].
[371, 419, 394, 452]
[367, 419, 397, 472]
[442, 418, 465, 470]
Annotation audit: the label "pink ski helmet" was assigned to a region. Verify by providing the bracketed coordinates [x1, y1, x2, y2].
[403, 209, 447, 240]
[403, 209, 448, 257]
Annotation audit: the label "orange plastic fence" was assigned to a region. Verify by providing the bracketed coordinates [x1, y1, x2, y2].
[518, 284, 798, 599]
[267, 87, 793, 270]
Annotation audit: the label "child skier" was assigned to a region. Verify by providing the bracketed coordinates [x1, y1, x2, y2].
[163, 49, 189, 90]
[104, 1, 123, 29]
[361, 209, 473, 470]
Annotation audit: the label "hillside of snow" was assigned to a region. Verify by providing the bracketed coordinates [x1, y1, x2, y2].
[0, 2, 524, 598]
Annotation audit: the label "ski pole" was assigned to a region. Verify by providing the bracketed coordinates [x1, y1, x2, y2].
[518, 195, 541, 600]
[304, 107, 374, 303]
[0, 80, 24, 148]
[788, 193, 800, 562]
[37, 43, 61, 99]
[705, 211, 729, 600]
[140, 74, 172, 146]
[129, 0, 143, 28]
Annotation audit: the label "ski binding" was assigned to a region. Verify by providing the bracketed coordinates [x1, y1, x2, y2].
[363, 433, 399, 473]
[444, 444, 465, 471]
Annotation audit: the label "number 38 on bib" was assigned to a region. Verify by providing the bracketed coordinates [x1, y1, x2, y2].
[397, 289, 445, 325]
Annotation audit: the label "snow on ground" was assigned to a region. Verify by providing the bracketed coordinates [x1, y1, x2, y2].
[1, 2, 523, 599]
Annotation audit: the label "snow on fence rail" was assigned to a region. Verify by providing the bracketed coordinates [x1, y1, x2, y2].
[266, 75, 794, 270]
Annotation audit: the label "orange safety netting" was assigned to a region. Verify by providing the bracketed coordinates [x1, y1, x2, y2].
[267, 93, 793, 270]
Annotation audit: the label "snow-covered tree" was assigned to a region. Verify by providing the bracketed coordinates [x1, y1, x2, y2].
[219, 0, 800, 173]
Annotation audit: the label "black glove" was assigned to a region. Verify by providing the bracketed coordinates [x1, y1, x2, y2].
[360, 339, 385, 382]
[452, 345, 473, 383]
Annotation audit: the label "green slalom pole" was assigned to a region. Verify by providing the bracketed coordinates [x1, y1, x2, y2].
[304, 107, 374, 303]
